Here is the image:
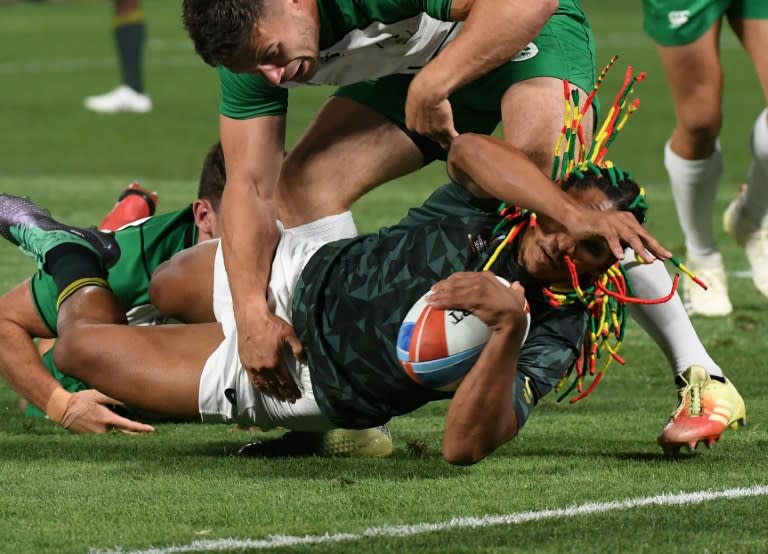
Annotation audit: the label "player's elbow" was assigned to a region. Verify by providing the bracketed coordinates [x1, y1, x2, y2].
[442, 431, 513, 466]
[442, 442, 487, 466]
[442, 418, 519, 465]
[447, 134, 481, 182]
[542, 0, 558, 16]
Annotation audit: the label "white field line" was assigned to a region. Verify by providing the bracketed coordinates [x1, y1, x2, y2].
[89, 485, 768, 554]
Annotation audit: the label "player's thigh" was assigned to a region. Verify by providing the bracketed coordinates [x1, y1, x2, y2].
[278, 94, 424, 226]
[500, 78, 593, 174]
[657, 23, 724, 138]
[150, 239, 218, 323]
[728, 14, 768, 103]
[455, 12, 596, 172]
[56, 323, 222, 418]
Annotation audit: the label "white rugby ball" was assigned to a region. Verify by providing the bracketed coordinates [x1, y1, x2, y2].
[396, 276, 530, 391]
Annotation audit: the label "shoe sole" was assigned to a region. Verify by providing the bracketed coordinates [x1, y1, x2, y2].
[0, 194, 120, 268]
[658, 416, 746, 456]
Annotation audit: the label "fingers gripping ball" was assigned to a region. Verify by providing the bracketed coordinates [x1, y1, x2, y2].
[396, 277, 531, 391]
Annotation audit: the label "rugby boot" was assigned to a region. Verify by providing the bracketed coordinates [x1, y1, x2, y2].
[99, 183, 158, 232]
[0, 194, 120, 270]
[657, 365, 746, 455]
[238, 425, 393, 458]
[84, 85, 152, 114]
[723, 186, 768, 297]
[681, 253, 732, 317]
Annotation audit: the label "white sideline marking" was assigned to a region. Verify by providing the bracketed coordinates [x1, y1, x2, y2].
[90, 485, 768, 554]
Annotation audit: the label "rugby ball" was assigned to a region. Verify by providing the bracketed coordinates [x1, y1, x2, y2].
[396, 277, 531, 392]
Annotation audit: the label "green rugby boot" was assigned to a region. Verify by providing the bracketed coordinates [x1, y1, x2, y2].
[238, 425, 393, 458]
[0, 194, 120, 270]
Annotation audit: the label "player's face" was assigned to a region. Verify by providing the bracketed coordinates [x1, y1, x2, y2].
[518, 187, 616, 283]
[225, 0, 320, 85]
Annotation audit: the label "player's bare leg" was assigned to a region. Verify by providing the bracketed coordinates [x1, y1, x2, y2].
[657, 24, 730, 316]
[150, 239, 219, 323]
[723, 17, 768, 298]
[54, 322, 222, 419]
[278, 96, 426, 225]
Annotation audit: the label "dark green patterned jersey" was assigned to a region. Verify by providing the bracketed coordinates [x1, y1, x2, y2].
[292, 182, 588, 429]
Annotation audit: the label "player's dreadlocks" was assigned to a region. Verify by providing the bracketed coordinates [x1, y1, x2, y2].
[484, 58, 704, 403]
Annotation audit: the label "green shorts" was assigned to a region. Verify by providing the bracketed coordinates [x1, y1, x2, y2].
[644, 0, 768, 46]
[334, 11, 596, 159]
[30, 206, 197, 334]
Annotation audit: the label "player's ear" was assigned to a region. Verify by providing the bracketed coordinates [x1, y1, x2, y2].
[192, 199, 216, 238]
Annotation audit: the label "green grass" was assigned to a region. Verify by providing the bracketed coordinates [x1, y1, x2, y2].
[1, 1, 767, 553]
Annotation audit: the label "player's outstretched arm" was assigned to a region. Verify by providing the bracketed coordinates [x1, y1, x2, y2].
[447, 133, 672, 262]
[426, 272, 529, 465]
[47, 389, 155, 434]
[220, 114, 302, 402]
[0, 281, 153, 434]
[405, 0, 557, 148]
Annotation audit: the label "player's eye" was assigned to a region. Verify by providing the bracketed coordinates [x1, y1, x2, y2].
[580, 238, 607, 258]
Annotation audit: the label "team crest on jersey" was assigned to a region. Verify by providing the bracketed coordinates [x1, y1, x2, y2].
[512, 43, 539, 62]
[667, 10, 690, 29]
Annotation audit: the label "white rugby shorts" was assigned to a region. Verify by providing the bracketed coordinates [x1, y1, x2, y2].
[198, 211, 357, 429]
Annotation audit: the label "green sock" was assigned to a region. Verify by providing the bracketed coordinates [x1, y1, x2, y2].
[114, 10, 146, 93]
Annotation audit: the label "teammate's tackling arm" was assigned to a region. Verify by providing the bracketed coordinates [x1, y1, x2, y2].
[447, 133, 672, 262]
[219, 114, 302, 401]
[405, 0, 558, 147]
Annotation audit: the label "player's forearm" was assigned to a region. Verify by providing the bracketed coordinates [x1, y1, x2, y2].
[220, 178, 281, 322]
[448, 133, 584, 221]
[0, 320, 61, 413]
[426, 0, 557, 96]
[443, 328, 525, 465]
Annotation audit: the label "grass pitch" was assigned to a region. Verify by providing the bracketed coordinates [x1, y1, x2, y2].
[1, 1, 767, 553]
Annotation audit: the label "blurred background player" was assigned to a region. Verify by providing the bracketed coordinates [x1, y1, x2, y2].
[643, 0, 768, 316]
[84, 0, 151, 113]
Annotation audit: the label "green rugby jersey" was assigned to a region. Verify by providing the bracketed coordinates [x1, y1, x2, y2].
[219, 0, 587, 118]
[292, 182, 588, 429]
[30, 206, 197, 334]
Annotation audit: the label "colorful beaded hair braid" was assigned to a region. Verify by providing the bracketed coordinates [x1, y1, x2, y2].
[483, 58, 706, 403]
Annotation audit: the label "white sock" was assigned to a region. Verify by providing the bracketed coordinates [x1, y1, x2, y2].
[664, 140, 723, 260]
[745, 108, 768, 226]
[621, 254, 724, 379]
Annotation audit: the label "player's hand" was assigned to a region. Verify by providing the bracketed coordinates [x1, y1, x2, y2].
[238, 310, 303, 402]
[56, 390, 156, 434]
[427, 272, 529, 335]
[565, 208, 672, 263]
[405, 74, 458, 150]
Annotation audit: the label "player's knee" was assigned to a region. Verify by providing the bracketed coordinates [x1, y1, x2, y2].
[676, 110, 722, 147]
[149, 259, 179, 316]
[53, 329, 91, 379]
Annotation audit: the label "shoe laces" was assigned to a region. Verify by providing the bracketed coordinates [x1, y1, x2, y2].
[686, 381, 702, 416]
[671, 377, 703, 418]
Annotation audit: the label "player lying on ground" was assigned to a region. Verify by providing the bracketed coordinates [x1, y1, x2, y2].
[0, 143, 393, 456]
[0, 142, 225, 433]
[0, 132, 723, 463]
